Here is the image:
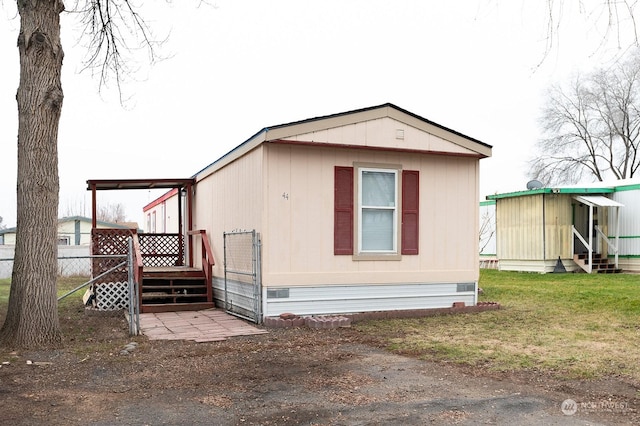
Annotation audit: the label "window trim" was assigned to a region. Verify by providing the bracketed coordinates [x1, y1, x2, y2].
[353, 163, 402, 260]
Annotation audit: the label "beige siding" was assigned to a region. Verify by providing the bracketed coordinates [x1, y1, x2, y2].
[290, 117, 479, 156]
[192, 147, 264, 275]
[262, 143, 479, 287]
[496, 195, 544, 260]
[144, 195, 180, 234]
[543, 194, 574, 259]
[164, 195, 180, 233]
[499, 259, 581, 273]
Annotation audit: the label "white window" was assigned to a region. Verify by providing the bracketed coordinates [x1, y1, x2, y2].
[57, 236, 70, 246]
[358, 167, 398, 254]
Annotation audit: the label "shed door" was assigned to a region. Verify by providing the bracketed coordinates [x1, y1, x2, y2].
[573, 202, 595, 254]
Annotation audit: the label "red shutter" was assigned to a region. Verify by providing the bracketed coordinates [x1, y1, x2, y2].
[334, 166, 354, 255]
[401, 170, 419, 255]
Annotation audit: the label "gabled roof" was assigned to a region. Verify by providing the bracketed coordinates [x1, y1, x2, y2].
[195, 103, 492, 181]
[60, 216, 139, 230]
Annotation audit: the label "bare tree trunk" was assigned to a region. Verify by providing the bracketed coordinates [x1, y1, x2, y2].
[0, 0, 65, 348]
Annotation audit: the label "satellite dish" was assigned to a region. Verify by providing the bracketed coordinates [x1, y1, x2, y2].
[526, 179, 544, 190]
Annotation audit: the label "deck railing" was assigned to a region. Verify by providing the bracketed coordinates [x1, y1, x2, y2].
[92, 228, 215, 308]
[572, 224, 621, 273]
[188, 229, 215, 303]
[92, 229, 214, 272]
[595, 225, 619, 269]
[131, 233, 144, 310]
[138, 233, 184, 267]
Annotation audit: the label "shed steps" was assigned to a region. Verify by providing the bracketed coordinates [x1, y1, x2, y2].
[574, 253, 622, 274]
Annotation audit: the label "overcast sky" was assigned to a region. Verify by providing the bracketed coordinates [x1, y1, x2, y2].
[0, 1, 634, 227]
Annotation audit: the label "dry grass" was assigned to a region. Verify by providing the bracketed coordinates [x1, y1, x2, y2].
[0, 277, 130, 354]
[356, 270, 640, 380]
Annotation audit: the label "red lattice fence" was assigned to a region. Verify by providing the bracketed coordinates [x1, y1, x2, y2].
[91, 228, 133, 283]
[138, 233, 184, 267]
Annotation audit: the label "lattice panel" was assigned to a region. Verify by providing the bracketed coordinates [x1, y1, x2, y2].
[96, 258, 128, 283]
[92, 228, 133, 280]
[92, 228, 132, 256]
[139, 233, 184, 267]
[95, 282, 129, 310]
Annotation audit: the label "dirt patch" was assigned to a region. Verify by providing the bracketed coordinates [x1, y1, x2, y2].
[0, 312, 638, 425]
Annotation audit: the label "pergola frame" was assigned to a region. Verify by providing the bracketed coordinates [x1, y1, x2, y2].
[86, 178, 196, 265]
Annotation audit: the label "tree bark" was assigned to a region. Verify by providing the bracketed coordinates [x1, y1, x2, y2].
[0, 0, 65, 348]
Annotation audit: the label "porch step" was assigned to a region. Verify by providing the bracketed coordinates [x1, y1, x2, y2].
[144, 284, 208, 290]
[597, 268, 623, 274]
[576, 253, 604, 262]
[143, 270, 203, 279]
[141, 302, 215, 313]
[573, 253, 622, 274]
[140, 268, 212, 312]
[143, 292, 208, 300]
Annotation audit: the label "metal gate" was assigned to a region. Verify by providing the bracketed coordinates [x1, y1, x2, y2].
[223, 230, 262, 323]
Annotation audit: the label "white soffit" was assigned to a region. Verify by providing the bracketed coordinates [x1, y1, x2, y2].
[573, 195, 624, 208]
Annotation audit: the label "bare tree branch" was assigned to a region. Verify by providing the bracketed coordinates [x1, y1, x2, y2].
[528, 1, 640, 68]
[97, 202, 127, 223]
[531, 49, 640, 184]
[66, 0, 168, 103]
[479, 209, 495, 254]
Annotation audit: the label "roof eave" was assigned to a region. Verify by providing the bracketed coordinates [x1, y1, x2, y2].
[195, 103, 492, 183]
[487, 187, 615, 200]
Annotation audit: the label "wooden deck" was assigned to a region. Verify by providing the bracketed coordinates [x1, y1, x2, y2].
[141, 265, 214, 313]
[90, 228, 216, 314]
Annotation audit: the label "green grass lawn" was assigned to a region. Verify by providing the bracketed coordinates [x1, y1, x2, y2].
[356, 269, 640, 380]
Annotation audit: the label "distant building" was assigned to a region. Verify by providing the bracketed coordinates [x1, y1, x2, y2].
[0, 216, 140, 246]
[487, 179, 639, 273]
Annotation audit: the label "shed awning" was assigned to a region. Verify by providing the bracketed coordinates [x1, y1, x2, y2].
[573, 195, 624, 208]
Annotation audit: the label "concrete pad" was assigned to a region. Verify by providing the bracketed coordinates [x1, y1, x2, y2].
[138, 309, 267, 342]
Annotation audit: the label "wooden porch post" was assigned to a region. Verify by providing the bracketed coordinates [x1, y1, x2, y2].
[588, 204, 593, 273]
[187, 182, 194, 267]
[90, 182, 97, 228]
[177, 186, 184, 266]
[615, 206, 620, 269]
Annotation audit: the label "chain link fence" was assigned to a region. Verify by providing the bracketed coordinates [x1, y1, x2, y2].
[0, 246, 94, 279]
[0, 257, 12, 280]
[1, 243, 139, 335]
[222, 230, 262, 323]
